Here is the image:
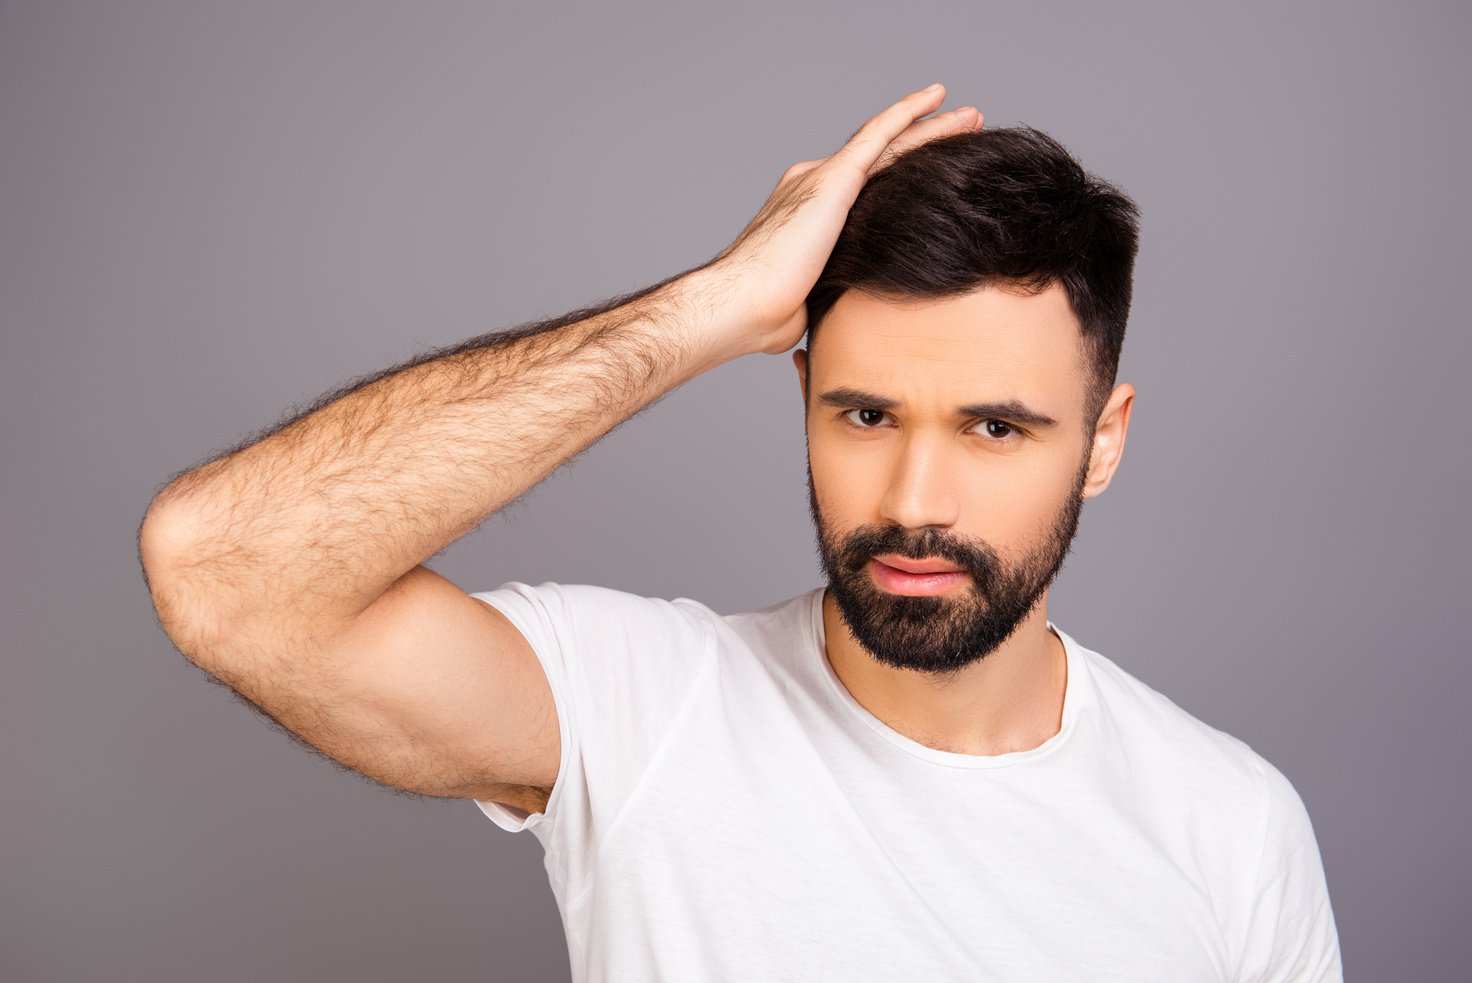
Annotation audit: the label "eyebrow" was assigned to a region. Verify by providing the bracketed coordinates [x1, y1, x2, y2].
[815, 386, 1060, 429]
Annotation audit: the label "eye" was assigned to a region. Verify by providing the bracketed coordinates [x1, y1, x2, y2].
[840, 407, 893, 429]
[839, 410, 1027, 443]
[974, 419, 1022, 442]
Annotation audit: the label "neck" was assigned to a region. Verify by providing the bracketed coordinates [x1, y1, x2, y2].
[821, 588, 1067, 756]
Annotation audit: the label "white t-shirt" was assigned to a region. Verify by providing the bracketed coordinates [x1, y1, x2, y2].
[470, 581, 1341, 982]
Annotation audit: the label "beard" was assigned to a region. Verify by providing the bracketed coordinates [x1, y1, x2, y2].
[808, 451, 1091, 679]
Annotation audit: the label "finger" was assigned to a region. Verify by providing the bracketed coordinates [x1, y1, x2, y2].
[868, 105, 983, 176]
[893, 105, 983, 153]
[831, 83, 949, 171]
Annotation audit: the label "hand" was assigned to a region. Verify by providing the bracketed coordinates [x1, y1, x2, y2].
[692, 83, 983, 358]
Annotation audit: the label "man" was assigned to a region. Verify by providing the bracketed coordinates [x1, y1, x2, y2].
[138, 84, 1341, 980]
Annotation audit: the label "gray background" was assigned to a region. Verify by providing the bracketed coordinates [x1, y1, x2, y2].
[2, 1, 1467, 980]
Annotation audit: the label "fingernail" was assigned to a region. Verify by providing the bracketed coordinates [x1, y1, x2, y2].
[924, 82, 943, 92]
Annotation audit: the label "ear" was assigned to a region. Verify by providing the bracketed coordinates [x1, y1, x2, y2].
[1082, 383, 1135, 499]
[792, 348, 809, 404]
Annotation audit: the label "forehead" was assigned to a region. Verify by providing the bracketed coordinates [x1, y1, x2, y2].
[810, 282, 1088, 414]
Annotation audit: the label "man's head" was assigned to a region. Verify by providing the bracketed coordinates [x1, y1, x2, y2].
[794, 125, 1139, 678]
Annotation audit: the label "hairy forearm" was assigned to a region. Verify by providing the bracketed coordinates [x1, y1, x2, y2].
[141, 266, 736, 649]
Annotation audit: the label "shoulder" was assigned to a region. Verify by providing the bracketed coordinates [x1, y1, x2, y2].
[719, 588, 823, 642]
[474, 580, 717, 632]
[1077, 642, 1291, 812]
[469, 580, 720, 685]
[1073, 640, 1332, 923]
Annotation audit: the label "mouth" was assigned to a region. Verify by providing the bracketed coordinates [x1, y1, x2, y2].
[868, 557, 970, 596]
[872, 554, 965, 574]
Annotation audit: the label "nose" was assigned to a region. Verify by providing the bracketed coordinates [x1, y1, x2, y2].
[877, 433, 961, 531]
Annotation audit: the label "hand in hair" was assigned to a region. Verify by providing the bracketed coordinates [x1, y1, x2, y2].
[698, 83, 983, 358]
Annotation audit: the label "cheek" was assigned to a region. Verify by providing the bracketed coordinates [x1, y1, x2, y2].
[806, 438, 883, 529]
[808, 435, 890, 509]
[959, 461, 1078, 543]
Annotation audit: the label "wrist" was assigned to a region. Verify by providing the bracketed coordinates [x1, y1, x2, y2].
[661, 265, 758, 375]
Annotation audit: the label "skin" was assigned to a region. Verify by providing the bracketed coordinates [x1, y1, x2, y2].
[792, 280, 1135, 756]
[140, 83, 1127, 807]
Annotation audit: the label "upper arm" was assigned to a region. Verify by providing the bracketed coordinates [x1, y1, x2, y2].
[190, 563, 561, 805]
[1236, 761, 1343, 981]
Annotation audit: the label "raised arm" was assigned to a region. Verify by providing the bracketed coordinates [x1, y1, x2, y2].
[136, 84, 983, 802]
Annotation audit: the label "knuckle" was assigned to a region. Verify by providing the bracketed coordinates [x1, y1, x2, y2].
[780, 159, 822, 186]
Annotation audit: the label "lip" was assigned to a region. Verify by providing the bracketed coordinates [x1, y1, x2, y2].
[869, 558, 970, 596]
[872, 554, 965, 574]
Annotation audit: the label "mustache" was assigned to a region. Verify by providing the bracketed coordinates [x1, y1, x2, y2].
[837, 525, 994, 577]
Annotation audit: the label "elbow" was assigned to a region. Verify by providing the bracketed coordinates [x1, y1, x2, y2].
[137, 501, 225, 664]
[137, 495, 209, 590]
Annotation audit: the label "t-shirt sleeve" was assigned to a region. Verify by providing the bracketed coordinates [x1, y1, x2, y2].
[1236, 759, 1343, 982]
[463, 580, 715, 900]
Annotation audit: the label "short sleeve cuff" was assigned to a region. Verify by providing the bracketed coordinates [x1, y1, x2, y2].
[473, 796, 538, 832]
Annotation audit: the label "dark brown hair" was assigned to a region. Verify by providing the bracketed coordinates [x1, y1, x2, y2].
[804, 125, 1140, 429]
